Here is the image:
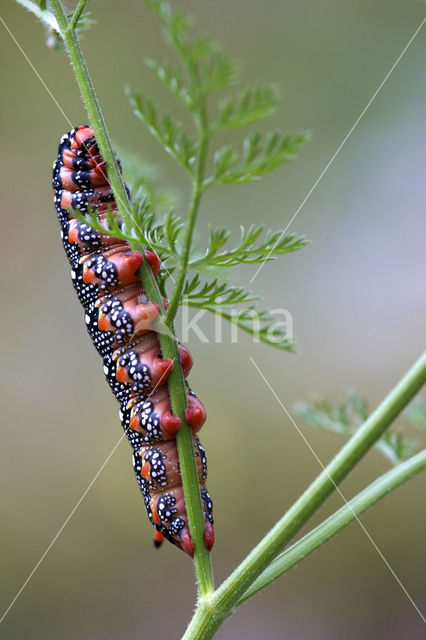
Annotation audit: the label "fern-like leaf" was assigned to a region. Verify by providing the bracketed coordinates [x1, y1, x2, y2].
[213, 84, 279, 131]
[294, 390, 421, 465]
[126, 87, 197, 172]
[145, 58, 192, 107]
[200, 53, 239, 93]
[183, 275, 294, 351]
[207, 131, 310, 186]
[403, 398, 426, 431]
[70, 197, 182, 265]
[189, 224, 308, 269]
[183, 274, 258, 305]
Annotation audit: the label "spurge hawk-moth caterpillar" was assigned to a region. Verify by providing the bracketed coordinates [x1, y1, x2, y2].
[52, 126, 214, 556]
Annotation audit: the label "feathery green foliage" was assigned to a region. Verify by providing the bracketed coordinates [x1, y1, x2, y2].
[404, 398, 426, 429]
[126, 88, 198, 173]
[72, 0, 309, 349]
[213, 84, 280, 131]
[24, 0, 310, 348]
[183, 275, 295, 351]
[71, 201, 182, 265]
[122, 0, 309, 346]
[207, 131, 310, 186]
[294, 390, 426, 465]
[189, 224, 308, 268]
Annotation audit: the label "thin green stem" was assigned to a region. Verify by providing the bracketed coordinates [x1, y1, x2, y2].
[238, 449, 426, 604]
[164, 146, 206, 324]
[49, 0, 130, 230]
[48, 0, 214, 597]
[165, 64, 210, 326]
[183, 350, 426, 639]
[68, 0, 88, 32]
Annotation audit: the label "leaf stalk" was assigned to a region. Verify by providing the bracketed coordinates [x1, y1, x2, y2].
[165, 59, 210, 325]
[68, 0, 88, 32]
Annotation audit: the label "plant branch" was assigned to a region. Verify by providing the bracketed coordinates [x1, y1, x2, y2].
[49, 0, 131, 231]
[48, 0, 214, 597]
[69, 0, 88, 32]
[238, 449, 426, 604]
[183, 350, 426, 638]
[164, 62, 210, 326]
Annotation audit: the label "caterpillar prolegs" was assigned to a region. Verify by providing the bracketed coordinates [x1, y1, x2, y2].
[52, 126, 214, 556]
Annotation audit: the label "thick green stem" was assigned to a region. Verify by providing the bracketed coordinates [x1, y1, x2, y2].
[238, 449, 426, 604]
[183, 350, 426, 638]
[49, 0, 213, 597]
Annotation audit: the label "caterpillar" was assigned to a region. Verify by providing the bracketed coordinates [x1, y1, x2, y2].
[52, 126, 214, 556]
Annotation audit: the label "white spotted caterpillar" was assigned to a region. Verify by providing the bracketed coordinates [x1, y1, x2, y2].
[52, 126, 214, 555]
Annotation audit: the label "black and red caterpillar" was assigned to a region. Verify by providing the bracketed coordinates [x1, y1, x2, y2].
[52, 126, 214, 556]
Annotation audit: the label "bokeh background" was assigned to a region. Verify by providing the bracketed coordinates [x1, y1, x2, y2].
[1, 1, 425, 638]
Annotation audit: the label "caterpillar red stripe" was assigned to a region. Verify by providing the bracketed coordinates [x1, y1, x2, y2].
[52, 126, 214, 556]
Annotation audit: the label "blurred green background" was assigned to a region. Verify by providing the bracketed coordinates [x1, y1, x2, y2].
[1, 1, 425, 638]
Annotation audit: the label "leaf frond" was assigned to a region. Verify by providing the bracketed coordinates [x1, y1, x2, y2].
[403, 398, 426, 431]
[183, 275, 295, 351]
[207, 131, 310, 186]
[126, 87, 197, 172]
[213, 84, 279, 131]
[200, 53, 239, 93]
[141, 0, 194, 60]
[189, 224, 308, 269]
[294, 390, 422, 465]
[70, 194, 182, 266]
[145, 58, 192, 107]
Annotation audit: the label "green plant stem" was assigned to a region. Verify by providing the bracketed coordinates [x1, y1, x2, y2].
[165, 63, 209, 326]
[183, 350, 426, 639]
[165, 136, 207, 325]
[49, 0, 214, 597]
[49, 0, 130, 228]
[238, 449, 426, 604]
[69, 0, 88, 31]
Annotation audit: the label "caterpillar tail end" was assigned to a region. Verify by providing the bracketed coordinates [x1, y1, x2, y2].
[153, 530, 165, 548]
[174, 522, 215, 557]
